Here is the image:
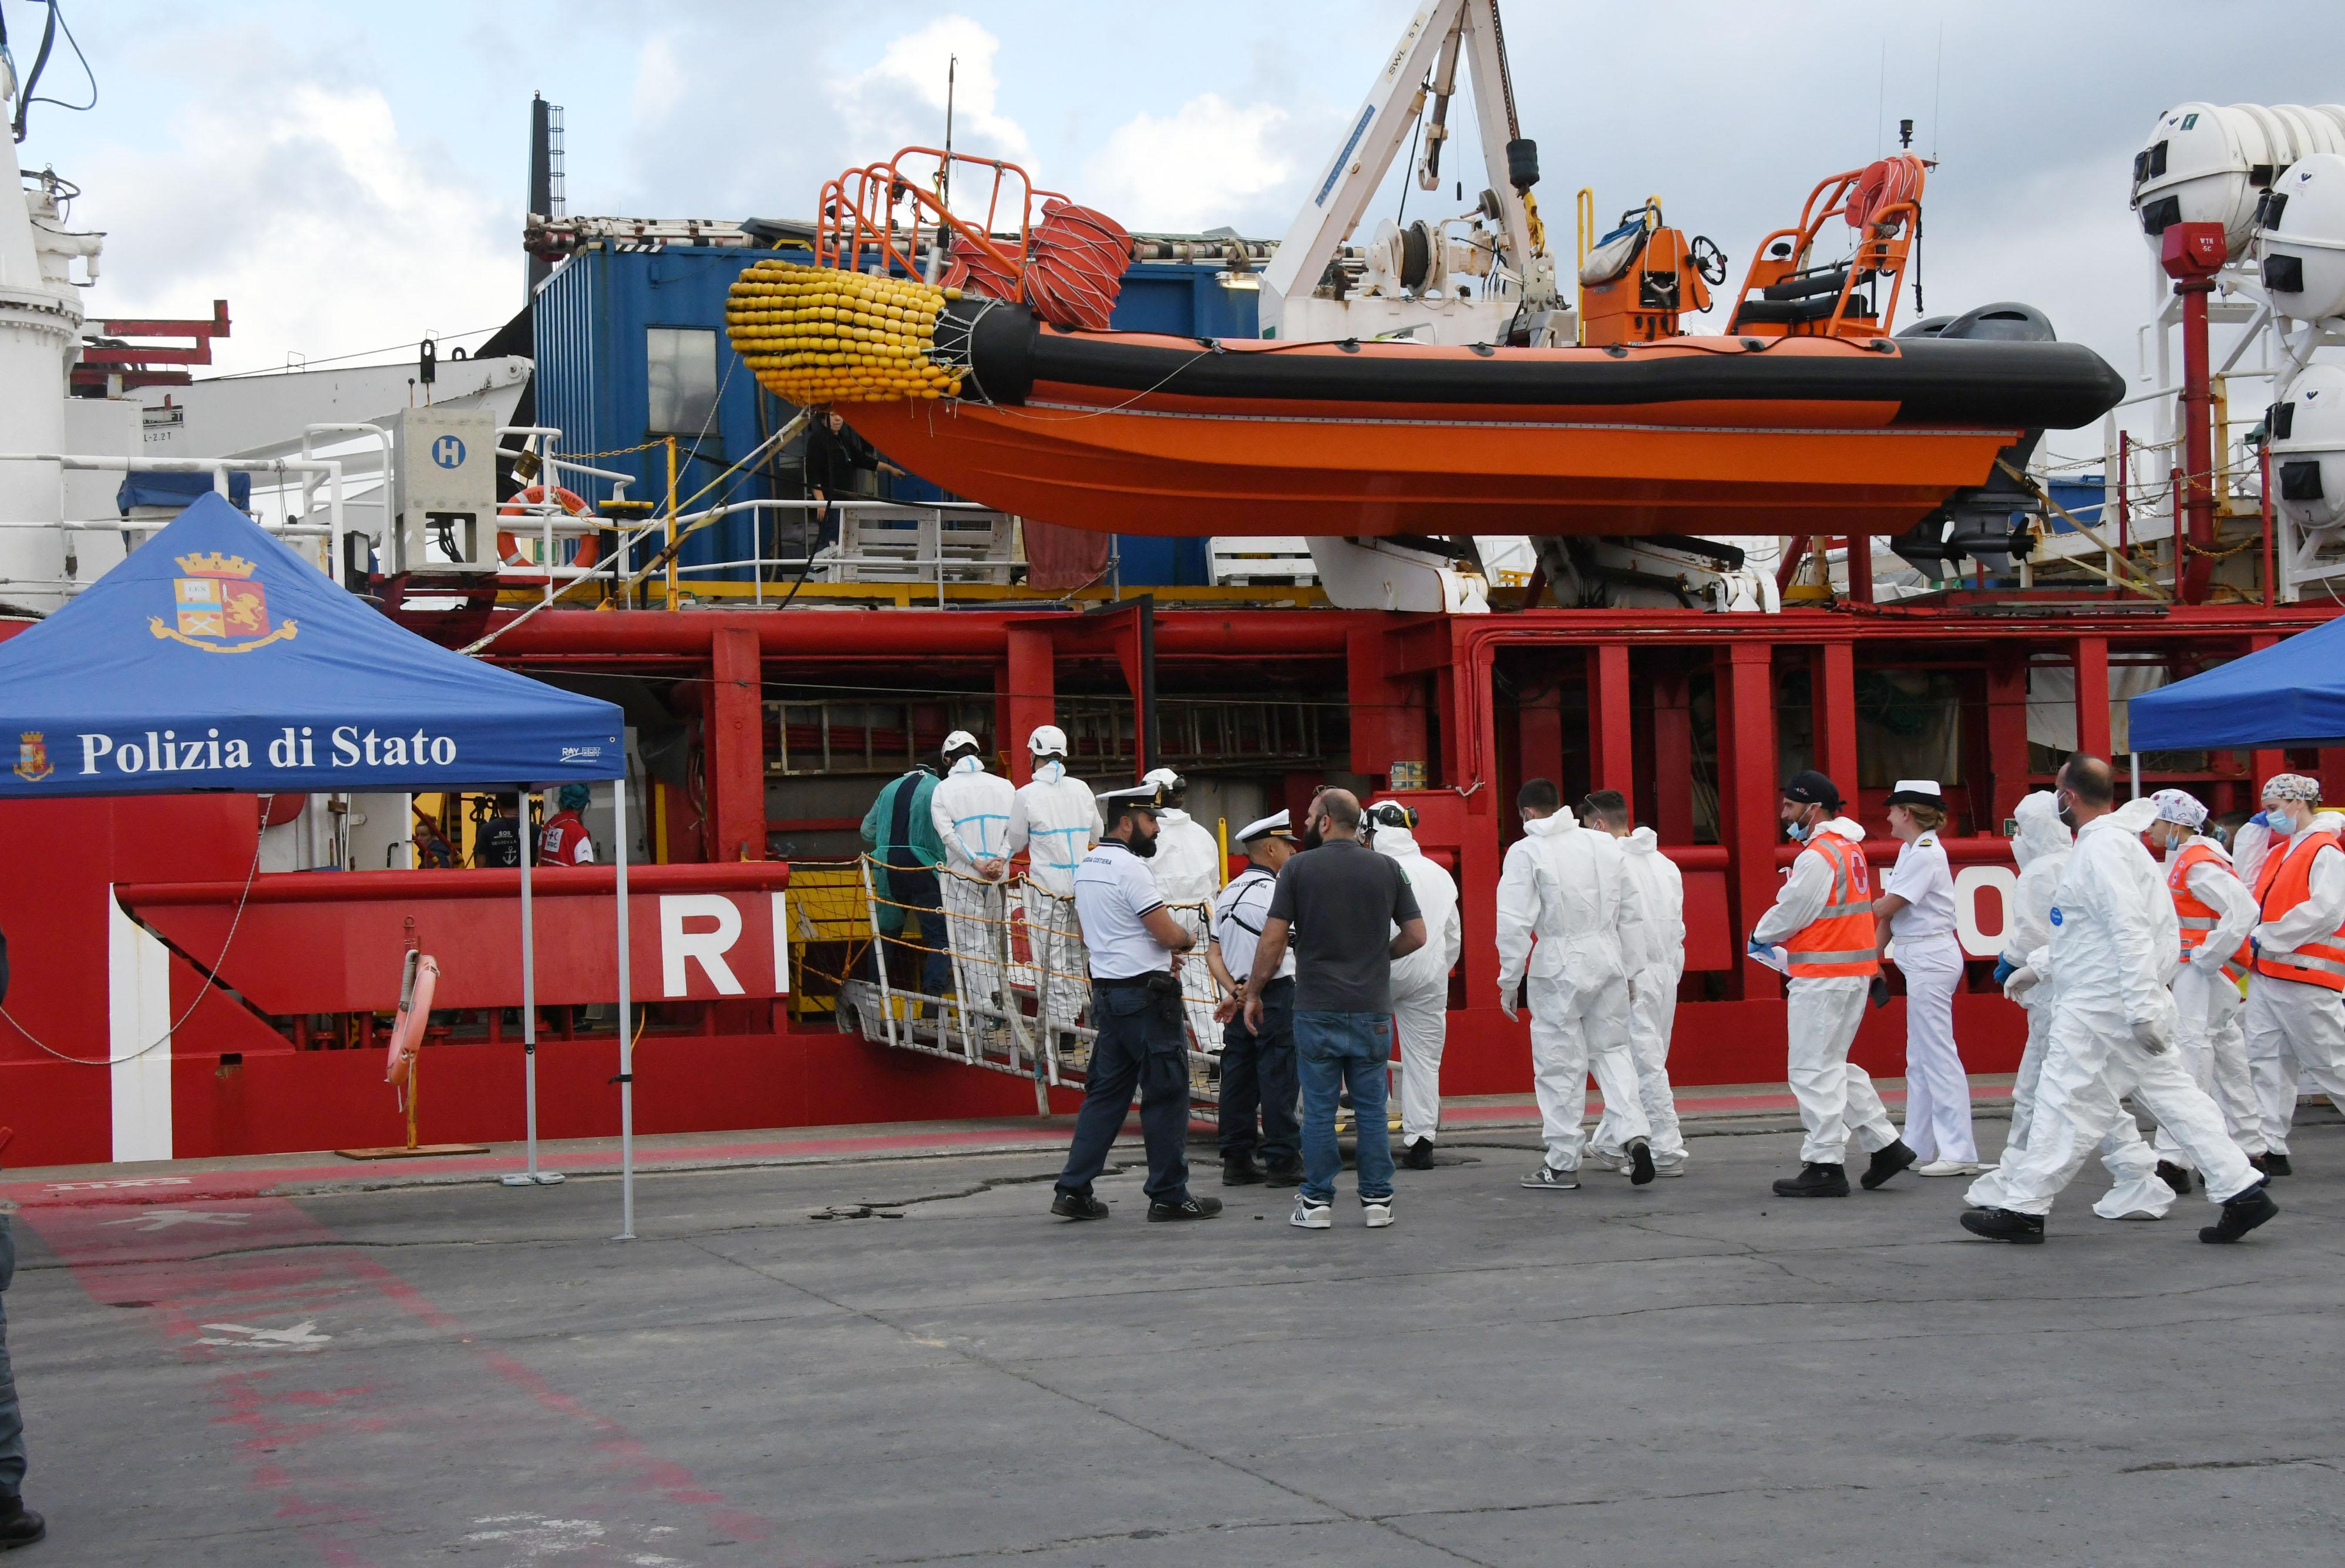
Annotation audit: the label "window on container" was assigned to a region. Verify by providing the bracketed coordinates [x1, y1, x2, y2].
[646, 327, 719, 435]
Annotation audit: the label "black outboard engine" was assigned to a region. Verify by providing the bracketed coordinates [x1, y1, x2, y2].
[1889, 303, 2058, 576]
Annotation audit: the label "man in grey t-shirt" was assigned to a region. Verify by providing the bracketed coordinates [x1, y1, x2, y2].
[1242, 789, 1425, 1230]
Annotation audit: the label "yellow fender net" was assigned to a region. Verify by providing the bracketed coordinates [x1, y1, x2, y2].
[724, 261, 965, 406]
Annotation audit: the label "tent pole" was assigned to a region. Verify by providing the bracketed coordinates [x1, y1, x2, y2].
[502, 787, 561, 1189]
[2131, 753, 2142, 802]
[615, 773, 635, 1240]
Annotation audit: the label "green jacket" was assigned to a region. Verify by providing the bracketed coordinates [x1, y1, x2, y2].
[861, 769, 944, 933]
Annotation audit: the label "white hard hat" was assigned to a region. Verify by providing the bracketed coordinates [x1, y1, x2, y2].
[1027, 724, 1069, 756]
[1142, 766, 1182, 788]
[942, 729, 980, 756]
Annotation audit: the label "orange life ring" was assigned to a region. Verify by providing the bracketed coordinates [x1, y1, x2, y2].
[497, 485, 601, 568]
[385, 954, 439, 1090]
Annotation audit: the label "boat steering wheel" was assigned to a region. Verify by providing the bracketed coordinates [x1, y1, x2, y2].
[1691, 235, 1730, 287]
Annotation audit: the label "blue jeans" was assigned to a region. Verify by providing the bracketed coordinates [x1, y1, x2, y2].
[1296, 1010, 1395, 1204]
[0, 1218, 23, 1497]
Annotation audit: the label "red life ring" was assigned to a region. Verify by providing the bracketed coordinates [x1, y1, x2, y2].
[497, 485, 601, 568]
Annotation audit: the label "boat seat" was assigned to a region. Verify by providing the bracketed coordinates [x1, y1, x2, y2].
[1729, 295, 1879, 329]
[1762, 265, 1853, 301]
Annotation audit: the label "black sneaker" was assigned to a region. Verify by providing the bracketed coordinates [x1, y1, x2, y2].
[1222, 1154, 1267, 1186]
[1262, 1161, 1305, 1188]
[1627, 1137, 1657, 1187]
[1961, 1207, 2046, 1244]
[2199, 1181, 2279, 1244]
[1859, 1139, 1919, 1190]
[1399, 1138, 1435, 1170]
[1049, 1189, 1111, 1220]
[1148, 1195, 1224, 1223]
[0, 1495, 43, 1551]
[2156, 1160, 2195, 1196]
[1771, 1162, 1849, 1197]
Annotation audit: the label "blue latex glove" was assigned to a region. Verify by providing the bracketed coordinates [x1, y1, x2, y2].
[2248, 811, 2269, 829]
[1992, 955, 2016, 986]
[2251, 934, 2262, 957]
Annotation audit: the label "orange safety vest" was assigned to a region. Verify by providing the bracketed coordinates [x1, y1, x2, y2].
[2169, 841, 2252, 981]
[1784, 830, 1880, 979]
[2252, 828, 2345, 990]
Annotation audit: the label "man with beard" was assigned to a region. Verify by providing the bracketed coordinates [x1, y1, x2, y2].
[1048, 779, 1222, 1224]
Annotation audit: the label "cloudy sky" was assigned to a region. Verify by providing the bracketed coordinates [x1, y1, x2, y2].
[15, 0, 2345, 450]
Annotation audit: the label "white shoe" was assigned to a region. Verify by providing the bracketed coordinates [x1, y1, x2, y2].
[1362, 1196, 1394, 1229]
[1653, 1156, 1690, 1177]
[1522, 1163, 1580, 1191]
[1290, 1195, 1333, 1230]
[1914, 1159, 1983, 1177]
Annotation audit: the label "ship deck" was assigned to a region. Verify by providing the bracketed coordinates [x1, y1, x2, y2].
[5, 1096, 2340, 1566]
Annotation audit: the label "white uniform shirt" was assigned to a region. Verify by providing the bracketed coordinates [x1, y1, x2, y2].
[1005, 771, 1105, 897]
[931, 760, 1017, 873]
[1071, 840, 1172, 978]
[1211, 864, 1294, 982]
[1881, 829, 1956, 943]
[1148, 808, 1222, 911]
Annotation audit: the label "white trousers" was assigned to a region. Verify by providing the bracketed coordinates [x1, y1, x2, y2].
[1392, 979, 1448, 1142]
[1527, 971, 1642, 1171]
[1168, 908, 1221, 1057]
[940, 869, 1009, 1017]
[1022, 883, 1089, 1034]
[2242, 971, 2345, 1155]
[1590, 963, 1685, 1162]
[1969, 1000, 2259, 1216]
[1971, 998, 2173, 1220]
[2158, 963, 2263, 1163]
[1893, 935, 1977, 1164]
[1785, 976, 1898, 1166]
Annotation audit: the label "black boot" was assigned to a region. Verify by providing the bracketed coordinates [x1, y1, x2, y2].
[1050, 1189, 1111, 1220]
[1961, 1207, 2046, 1244]
[0, 1494, 45, 1551]
[2199, 1181, 2279, 1244]
[1261, 1159, 1304, 1188]
[1771, 1162, 1849, 1197]
[1859, 1138, 1919, 1190]
[1627, 1137, 1657, 1187]
[2263, 1151, 2293, 1177]
[1399, 1138, 1435, 1171]
[1221, 1153, 1268, 1186]
[2155, 1160, 2195, 1196]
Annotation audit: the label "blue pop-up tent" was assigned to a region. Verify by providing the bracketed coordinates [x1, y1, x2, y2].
[2129, 614, 2345, 752]
[0, 492, 621, 795]
[0, 495, 652, 1234]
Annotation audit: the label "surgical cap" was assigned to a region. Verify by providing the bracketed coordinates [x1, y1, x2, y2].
[2149, 788, 2208, 829]
[2262, 772, 2321, 805]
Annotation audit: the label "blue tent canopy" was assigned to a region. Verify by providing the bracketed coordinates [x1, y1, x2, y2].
[0, 493, 624, 797]
[2129, 613, 2345, 752]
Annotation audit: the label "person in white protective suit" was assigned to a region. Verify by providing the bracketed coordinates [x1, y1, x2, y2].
[1873, 780, 1982, 1175]
[1005, 726, 1105, 1051]
[2141, 788, 2265, 1186]
[1961, 755, 2277, 1244]
[1971, 790, 2174, 1222]
[2240, 772, 2345, 1175]
[1495, 778, 1655, 1189]
[1754, 770, 1917, 1198]
[930, 731, 1019, 1027]
[1580, 790, 1689, 1176]
[1368, 800, 1462, 1170]
[1139, 767, 1225, 1055]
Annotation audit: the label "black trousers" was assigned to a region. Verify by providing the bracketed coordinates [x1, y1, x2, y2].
[1057, 982, 1193, 1204]
[1219, 978, 1299, 1166]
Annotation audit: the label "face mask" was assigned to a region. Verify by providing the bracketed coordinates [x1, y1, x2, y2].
[2056, 796, 2077, 829]
[2266, 806, 2297, 836]
[1035, 759, 1064, 785]
[1785, 816, 1811, 843]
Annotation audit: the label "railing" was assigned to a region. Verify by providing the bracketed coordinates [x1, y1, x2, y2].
[0, 452, 346, 598]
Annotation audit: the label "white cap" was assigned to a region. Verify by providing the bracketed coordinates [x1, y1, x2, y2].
[1097, 780, 1168, 814]
[1236, 809, 1296, 843]
[1027, 724, 1069, 756]
[2149, 788, 2208, 829]
[943, 729, 980, 755]
[1885, 778, 1946, 806]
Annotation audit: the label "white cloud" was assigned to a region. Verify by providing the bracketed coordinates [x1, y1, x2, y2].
[632, 34, 687, 129]
[1084, 93, 1298, 234]
[831, 14, 1030, 178]
[76, 80, 514, 375]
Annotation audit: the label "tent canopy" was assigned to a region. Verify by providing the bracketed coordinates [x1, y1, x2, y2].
[2129, 614, 2345, 753]
[0, 493, 624, 796]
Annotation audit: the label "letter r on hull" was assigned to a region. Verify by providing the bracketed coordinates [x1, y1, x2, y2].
[659, 893, 746, 997]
